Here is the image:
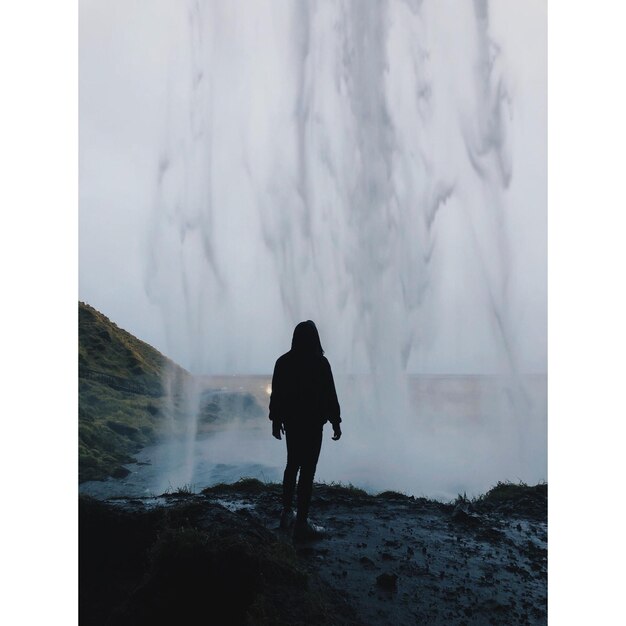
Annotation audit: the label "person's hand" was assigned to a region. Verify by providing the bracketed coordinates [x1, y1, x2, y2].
[272, 421, 285, 440]
[332, 424, 342, 441]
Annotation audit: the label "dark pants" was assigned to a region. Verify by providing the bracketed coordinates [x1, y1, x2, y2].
[282, 424, 323, 524]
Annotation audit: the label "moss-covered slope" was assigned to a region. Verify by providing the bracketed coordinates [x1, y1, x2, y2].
[79, 302, 183, 388]
[78, 302, 189, 483]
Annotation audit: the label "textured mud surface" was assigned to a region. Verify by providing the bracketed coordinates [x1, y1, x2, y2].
[205, 483, 547, 625]
[81, 482, 546, 625]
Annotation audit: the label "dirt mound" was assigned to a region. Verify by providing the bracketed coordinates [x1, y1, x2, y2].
[79, 496, 360, 626]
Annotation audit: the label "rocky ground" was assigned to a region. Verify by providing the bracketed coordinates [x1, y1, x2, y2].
[80, 481, 546, 625]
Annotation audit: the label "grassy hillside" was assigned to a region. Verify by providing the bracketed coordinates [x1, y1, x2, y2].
[79, 302, 179, 388]
[79, 302, 266, 483]
[79, 302, 190, 483]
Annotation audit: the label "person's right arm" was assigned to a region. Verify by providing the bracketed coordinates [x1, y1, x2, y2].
[269, 358, 285, 439]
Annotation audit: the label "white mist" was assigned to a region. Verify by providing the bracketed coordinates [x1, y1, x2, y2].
[78, 0, 549, 497]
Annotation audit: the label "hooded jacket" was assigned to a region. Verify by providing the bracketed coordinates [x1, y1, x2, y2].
[269, 351, 341, 428]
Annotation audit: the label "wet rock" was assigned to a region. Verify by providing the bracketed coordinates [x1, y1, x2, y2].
[360, 556, 376, 570]
[477, 526, 505, 542]
[376, 573, 398, 591]
[452, 508, 481, 528]
[112, 466, 131, 479]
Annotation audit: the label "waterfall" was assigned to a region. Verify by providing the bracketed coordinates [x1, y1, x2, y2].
[141, 0, 546, 496]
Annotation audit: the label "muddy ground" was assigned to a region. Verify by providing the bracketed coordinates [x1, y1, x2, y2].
[80, 481, 546, 625]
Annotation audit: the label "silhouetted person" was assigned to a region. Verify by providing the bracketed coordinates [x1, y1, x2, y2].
[269, 320, 341, 541]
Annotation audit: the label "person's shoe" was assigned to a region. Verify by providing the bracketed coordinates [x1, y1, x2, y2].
[279, 508, 296, 530]
[293, 520, 326, 542]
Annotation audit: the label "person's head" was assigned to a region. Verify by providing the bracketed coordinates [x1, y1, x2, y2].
[291, 320, 324, 357]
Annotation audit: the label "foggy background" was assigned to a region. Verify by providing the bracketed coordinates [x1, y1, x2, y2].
[79, 0, 546, 498]
[80, 0, 546, 378]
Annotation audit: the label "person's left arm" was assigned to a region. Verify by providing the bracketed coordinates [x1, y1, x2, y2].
[323, 358, 342, 440]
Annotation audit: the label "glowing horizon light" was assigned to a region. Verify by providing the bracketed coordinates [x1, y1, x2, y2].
[265, 384, 272, 396]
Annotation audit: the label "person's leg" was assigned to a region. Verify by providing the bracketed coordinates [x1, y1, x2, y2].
[295, 426, 323, 526]
[282, 428, 303, 512]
